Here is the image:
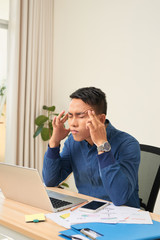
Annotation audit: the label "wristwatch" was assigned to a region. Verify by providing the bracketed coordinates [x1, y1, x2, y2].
[97, 141, 111, 153]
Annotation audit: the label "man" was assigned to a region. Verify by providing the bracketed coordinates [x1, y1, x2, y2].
[43, 87, 140, 208]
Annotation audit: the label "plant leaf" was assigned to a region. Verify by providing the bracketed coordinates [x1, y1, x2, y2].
[43, 105, 48, 110]
[47, 106, 56, 112]
[33, 124, 44, 138]
[43, 105, 56, 112]
[41, 127, 50, 141]
[35, 115, 49, 126]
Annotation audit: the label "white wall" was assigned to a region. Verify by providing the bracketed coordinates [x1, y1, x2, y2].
[53, 0, 160, 212]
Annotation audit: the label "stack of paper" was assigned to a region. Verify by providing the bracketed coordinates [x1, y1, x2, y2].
[45, 203, 160, 239]
[46, 203, 153, 229]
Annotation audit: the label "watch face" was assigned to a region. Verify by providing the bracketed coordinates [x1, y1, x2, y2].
[97, 142, 111, 152]
[104, 142, 111, 151]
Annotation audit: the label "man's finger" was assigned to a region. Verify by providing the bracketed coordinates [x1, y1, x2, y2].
[86, 120, 95, 131]
[88, 110, 99, 120]
[61, 113, 68, 123]
[56, 110, 65, 124]
[87, 110, 99, 128]
[52, 116, 57, 127]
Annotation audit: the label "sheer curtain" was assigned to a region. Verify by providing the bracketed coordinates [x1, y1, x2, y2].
[5, 0, 54, 173]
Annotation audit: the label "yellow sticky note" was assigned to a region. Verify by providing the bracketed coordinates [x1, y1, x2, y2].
[60, 213, 70, 219]
[25, 213, 45, 223]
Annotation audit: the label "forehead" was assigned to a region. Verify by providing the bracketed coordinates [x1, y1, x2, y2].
[68, 99, 91, 112]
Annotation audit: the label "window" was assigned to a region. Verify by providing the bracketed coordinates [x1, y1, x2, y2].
[0, 0, 9, 115]
[0, 0, 9, 161]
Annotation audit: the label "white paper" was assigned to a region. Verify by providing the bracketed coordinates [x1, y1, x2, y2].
[46, 203, 153, 229]
[118, 210, 153, 224]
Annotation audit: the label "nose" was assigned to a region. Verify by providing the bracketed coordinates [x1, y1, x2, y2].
[69, 117, 78, 127]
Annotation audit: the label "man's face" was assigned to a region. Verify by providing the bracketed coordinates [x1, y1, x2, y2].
[68, 99, 93, 144]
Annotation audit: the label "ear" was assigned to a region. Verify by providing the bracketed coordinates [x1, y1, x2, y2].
[98, 114, 106, 124]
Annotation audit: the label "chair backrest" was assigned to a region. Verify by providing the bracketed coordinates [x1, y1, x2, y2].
[138, 144, 160, 212]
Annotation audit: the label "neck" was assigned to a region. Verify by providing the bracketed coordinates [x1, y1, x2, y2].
[85, 138, 94, 146]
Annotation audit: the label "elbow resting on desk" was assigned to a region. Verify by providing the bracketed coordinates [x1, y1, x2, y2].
[109, 188, 140, 208]
[42, 171, 60, 187]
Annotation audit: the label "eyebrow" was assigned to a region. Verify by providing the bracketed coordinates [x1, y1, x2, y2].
[68, 111, 87, 116]
[68, 109, 92, 116]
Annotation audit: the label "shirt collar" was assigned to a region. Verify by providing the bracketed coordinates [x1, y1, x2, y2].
[105, 119, 116, 142]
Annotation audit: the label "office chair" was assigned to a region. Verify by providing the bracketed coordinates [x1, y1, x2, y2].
[138, 144, 160, 212]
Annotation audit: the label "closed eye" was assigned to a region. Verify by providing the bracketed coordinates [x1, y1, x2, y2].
[68, 111, 89, 119]
[78, 114, 85, 118]
[68, 114, 73, 118]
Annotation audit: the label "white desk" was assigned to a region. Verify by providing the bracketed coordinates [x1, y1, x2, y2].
[0, 188, 160, 240]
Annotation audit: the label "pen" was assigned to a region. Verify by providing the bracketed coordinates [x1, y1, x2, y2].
[71, 201, 88, 211]
[60, 234, 84, 240]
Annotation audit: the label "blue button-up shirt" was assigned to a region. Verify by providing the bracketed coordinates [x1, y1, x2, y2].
[42, 120, 140, 208]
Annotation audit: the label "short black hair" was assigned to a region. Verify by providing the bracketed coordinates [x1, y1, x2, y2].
[70, 87, 107, 115]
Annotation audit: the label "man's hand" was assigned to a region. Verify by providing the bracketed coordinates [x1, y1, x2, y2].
[86, 110, 107, 146]
[49, 110, 70, 148]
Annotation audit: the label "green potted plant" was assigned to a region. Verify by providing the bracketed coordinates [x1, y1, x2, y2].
[33, 105, 69, 188]
[33, 105, 58, 141]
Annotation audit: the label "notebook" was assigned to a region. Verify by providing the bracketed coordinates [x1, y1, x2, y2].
[0, 163, 87, 212]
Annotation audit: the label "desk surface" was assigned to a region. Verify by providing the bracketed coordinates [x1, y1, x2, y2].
[0, 187, 160, 240]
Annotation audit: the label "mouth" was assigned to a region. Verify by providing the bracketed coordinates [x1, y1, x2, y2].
[70, 130, 79, 134]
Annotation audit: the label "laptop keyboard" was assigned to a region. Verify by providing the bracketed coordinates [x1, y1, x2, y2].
[49, 197, 72, 209]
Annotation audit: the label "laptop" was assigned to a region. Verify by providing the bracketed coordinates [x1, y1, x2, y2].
[0, 163, 87, 212]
